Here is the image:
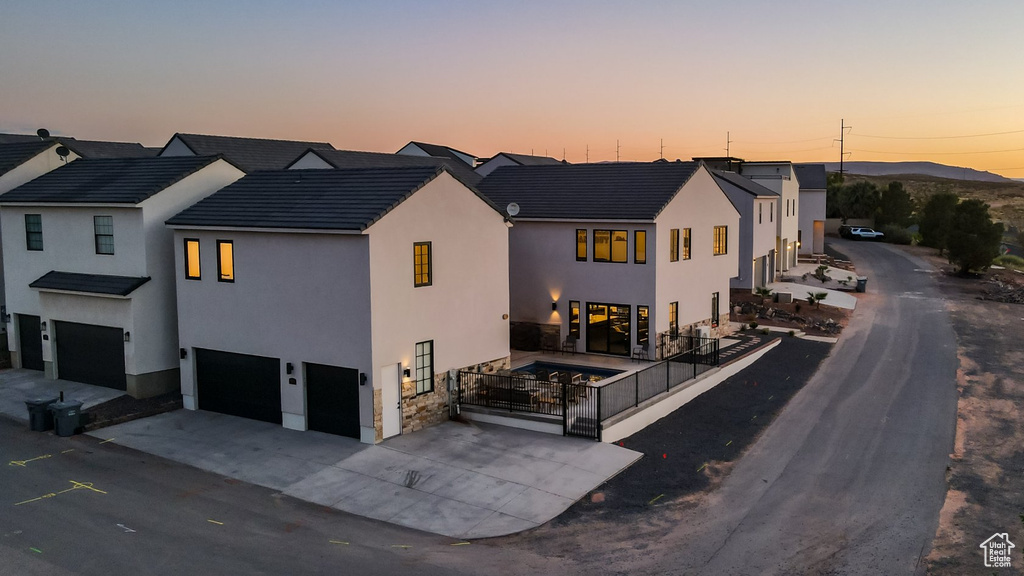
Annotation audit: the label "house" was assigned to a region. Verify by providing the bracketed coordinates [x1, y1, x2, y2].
[396, 141, 477, 168]
[476, 161, 739, 360]
[165, 166, 510, 443]
[158, 133, 335, 172]
[474, 152, 564, 178]
[711, 170, 779, 291]
[0, 156, 244, 397]
[286, 147, 481, 184]
[794, 163, 827, 255]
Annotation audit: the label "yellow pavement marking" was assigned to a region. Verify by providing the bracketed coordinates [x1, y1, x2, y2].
[14, 481, 106, 506]
[29, 547, 42, 554]
[648, 494, 665, 505]
[98, 438, 116, 444]
[450, 542, 471, 546]
[329, 540, 349, 545]
[207, 519, 224, 525]
[391, 545, 412, 549]
[697, 463, 708, 473]
[8, 454, 52, 467]
[725, 440, 733, 447]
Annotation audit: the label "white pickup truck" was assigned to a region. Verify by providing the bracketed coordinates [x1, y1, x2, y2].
[848, 227, 885, 240]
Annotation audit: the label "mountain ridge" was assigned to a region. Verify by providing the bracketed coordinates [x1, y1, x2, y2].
[823, 161, 1010, 183]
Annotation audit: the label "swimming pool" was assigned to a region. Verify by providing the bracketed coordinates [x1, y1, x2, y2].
[513, 361, 623, 383]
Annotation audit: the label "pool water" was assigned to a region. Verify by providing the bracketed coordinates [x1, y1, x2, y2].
[513, 361, 623, 382]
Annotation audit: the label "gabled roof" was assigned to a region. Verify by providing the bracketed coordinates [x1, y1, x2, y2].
[0, 156, 223, 204]
[167, 166, 497, 232]
[289, 148, 481, 184]
[61, 139, 154, 159]
[794, 163, 827, 190]
[0, 140, 56, 176]
[0, 133, 49, 144]
[161, 133, 335, 172]
[476, 162, 703, 220]
[30, 271, 150, 296]
[712, 170, 779, 198]
[402, 141, 476, 164]
[486, 152, 564, 167]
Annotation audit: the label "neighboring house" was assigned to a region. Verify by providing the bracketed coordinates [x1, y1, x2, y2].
[474, 152, 564, 178]
[396, 141, 477, 168]
[0, 156, 244, 397]
[477, 162, 739, 360]
[159, 133, 335, 172]
[165, 166, 509, 443]
[286, 147, 481, 185]
[711, 170, 779, 291]
[794, 163, 827, 255]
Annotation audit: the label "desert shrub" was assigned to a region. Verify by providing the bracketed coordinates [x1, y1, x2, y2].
[761, 328, 770, 335]
[749, 321, 758, 329]
[880, 224, 912, 245]
[994, 254, 1024, 270]
[788, 330, 796, 337]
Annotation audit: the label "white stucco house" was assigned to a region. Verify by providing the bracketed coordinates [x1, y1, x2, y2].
[794, 163, 827, 255]
[711, 170, 779, 291]
[165, 165, 510, 443]
[477, 161, 739, 361]
[396, 141, 477, 168]
[474, 152, 564, 178]
[0, 155, 244, 397]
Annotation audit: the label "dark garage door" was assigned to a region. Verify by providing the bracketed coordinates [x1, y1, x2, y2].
[17, 314, 43, 371]
[306, 363, 361, 439]
[196, 349, 281, 424]
[54, 321, 126, 390]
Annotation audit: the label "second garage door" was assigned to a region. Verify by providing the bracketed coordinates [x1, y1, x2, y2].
[54, 321, 126, 390]
[306, 363, 361, 439]
[196, 349, 281, 424]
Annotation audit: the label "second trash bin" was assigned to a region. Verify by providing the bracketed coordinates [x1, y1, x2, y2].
[25, 397, 60, 431]
[856, 276, 868, 293]
[49, 401, 84, 437]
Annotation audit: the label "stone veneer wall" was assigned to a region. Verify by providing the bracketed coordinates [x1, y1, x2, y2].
[396, 355, 511, 436]
[373, 389, 383, 443]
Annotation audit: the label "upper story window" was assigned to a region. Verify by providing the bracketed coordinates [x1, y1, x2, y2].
[217, 240, 234, 282]
[713, 226, 728, 255]
[771, 203, 774, 222]
[669, 229, 679, 262]
[94, 216, 114, 255]
[682, 228, 691, 260]
[576, 229, 587, 261]
[594, 230, 627, 263]
[25, 214, 43, 251]
[758, 203, 763, 224]
[634, 230, 646, 264]
[786, 198, 790, 217]
[414, 241, 431, 287]
[415, 340, 434, 395]
[184, 239, 201, 280]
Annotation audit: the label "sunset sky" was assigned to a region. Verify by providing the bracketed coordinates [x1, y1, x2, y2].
[2, 1, 1022, 176]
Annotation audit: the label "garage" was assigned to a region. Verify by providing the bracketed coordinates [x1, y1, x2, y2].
[306, 363, 361, 439]
[54, 321, 126, 390]
[17, 314, 44, 371]
[196, 348, 281, 424]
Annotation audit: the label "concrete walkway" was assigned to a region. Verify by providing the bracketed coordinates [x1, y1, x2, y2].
[0, 368, 125, 421]
[765, 281, 858, 310]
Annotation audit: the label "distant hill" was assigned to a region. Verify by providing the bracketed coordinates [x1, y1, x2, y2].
[823, 161, 1011, 183]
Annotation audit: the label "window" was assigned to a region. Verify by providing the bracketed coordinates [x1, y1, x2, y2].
[634, 230, 646, 264]
[415, 340, 434, 394]
[217, 240, 234, 282]
[184, 239, 201, 280]
[594, 230, 627, 263]
[576, 229, 587, 261]
[414, 241, 431, 287]
[711, 292, 720, 328]
[669, 228, 679, 262]
[94, 216, 114, 255]
[586, 302, 631, 355]
[786, 198, 790, 217]
[637, 305, 649, 348]
[713, 226, 728, 255]
[682, 228, 691, 260]
[770, 202, 774, 222]
[25, 214, 42, 251]
[569, 301, 580, 338]
[669, 302, 678, 336]
[758, 203, 763, 224]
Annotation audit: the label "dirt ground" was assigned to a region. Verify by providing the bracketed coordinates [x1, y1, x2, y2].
[730, 289, 853, 337]
[890, 245, 1024, 574]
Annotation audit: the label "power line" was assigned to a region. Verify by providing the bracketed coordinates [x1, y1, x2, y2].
[849, 147, 1024, 156]
[852, 128, 1024, 140]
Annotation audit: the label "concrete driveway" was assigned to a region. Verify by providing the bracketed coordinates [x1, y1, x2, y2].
[86, 410, 641, 539]
[0, 368, 125, 421]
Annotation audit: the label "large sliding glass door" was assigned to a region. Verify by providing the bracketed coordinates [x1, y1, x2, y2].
[586, 303, 631, 356]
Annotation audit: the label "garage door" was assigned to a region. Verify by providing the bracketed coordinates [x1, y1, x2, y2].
[306, 363, 361, 439]
[17, 314, 43, 371]
[54, 321, 126, 390]
[196, 349, 281, 424]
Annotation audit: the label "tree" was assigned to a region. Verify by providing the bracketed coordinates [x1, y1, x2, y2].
[835, 181, 881, 222]
[946, 199, 1004, 274]
[919, 192, 959, 254]
[826, 172, 844, 218]
[876, 181, 915, 228]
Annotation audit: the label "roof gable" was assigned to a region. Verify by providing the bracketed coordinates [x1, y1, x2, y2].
[160, 133, 335, 172]
[289, 148, 482, 185]
[399, 141, 476, 166]
[712, 170, 779, 197]
[0, 141, 56, 176]
[794, 163, 827, 190]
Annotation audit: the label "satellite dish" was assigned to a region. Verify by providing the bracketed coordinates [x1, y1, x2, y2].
[55, 146, 70, 158]
[37, 128, 50, 139]
[506, 202, 520, 217]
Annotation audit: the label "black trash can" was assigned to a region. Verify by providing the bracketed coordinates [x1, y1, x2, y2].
[856, 276, 868, 293]
[25, 397, 60, 431]
[49, 401, 84, 437]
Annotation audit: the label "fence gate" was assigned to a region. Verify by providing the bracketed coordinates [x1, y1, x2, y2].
[562, 382, 600, 440]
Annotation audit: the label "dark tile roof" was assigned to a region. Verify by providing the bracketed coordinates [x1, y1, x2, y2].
[403, 141, 476, 164]
[30, 271, 150, 296]
[168, 166, 471, 231]
[794, 163, 827, 189]
[291, 148, 481, 184]
[163, 133, 335, 172]
[0, 140, 55, 176]
[490, 152, 565, 167]
[712, 170, 779, 197]
[0, 133, 48, 144]
[476, 162, 702, 220]
[0, 156, 222, 204]
[62, 139, 155, 159]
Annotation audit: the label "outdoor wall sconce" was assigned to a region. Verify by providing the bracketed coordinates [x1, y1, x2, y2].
[180, 348, 187, 359]
[403, 367, 411, 378]
[40, 321, 47, 331]
[286, 362, 294, 375]
[359, 372, 367, 386]
[551, 301, 558, 311]
[124, 331, 130, 342]
[1, 306, 9, 323]
[502, 313, 509, 320]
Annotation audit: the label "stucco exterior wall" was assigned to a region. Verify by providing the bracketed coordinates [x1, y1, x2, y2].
[799, 189, 827, 254]
[474, 156, 518, 178]
[158, 137, 195, 157]
[718, 183, 777, 291]
[741, 163, 800, 271]
[287, 153, 332, 170]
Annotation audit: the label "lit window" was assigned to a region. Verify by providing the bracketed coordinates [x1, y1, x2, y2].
[94, 216, 114, 255]
[576, 229, 587, 261]
[217, 240, 234, 282]
[713, 226, 728, 255]
[669, 228, 679, 262]
[185, 239, 201, 280]
[414, 242, 431, 287]
[25, 214, 43, 251]
[634, 230, 646, 264]
[682, 228, 691, 260]
[569, 301, 580, 338]
[593, 230, 610, 262]
[711, 292, 720, 328]
[637, 305, 649, 347]
[669, 302, 678, 336]
[610, 230, 627, 263]
[415, 340, 434, 395]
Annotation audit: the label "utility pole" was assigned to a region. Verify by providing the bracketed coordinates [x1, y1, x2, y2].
[838, 119, 851, 177]
[586, 144, 589, 163]
[616, 140, 620, 162]
[660, 138, 664, 160]
[726, 131, 732, 157]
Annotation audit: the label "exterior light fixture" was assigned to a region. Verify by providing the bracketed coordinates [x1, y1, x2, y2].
[403, 367, 411, 378]
[359, 372, 367, 386]
[123, 331, 130, 342]
[552, 301, 558, 311]
[40, 321, 47, 331]
[180, 348, 188, 359]
[286, 362, 294, 375]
